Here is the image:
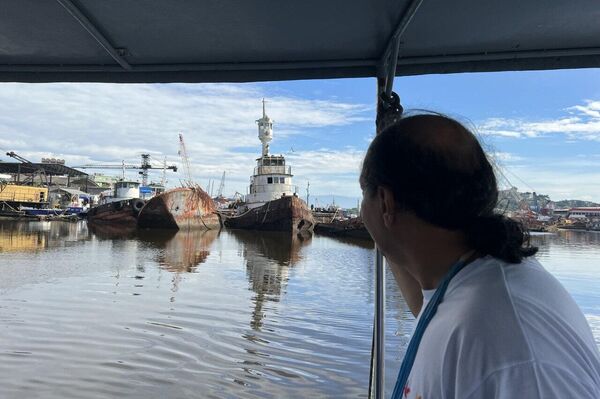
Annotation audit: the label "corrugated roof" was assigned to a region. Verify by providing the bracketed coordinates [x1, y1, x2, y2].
[0, 162, 87, 177]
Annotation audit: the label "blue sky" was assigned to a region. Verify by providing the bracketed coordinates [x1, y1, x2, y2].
[0, 68, 599, 207]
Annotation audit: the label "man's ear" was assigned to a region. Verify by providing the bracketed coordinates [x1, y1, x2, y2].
[377, 186, 396, 229]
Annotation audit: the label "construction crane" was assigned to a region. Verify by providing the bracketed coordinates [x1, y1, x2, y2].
[6, 151, 32, 164]
[216, 171, 226, 198]
[74, 154, 177, 185]
[178, 133, 193, 185]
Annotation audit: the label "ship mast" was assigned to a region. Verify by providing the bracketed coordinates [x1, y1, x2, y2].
[256, 98, 273, 157]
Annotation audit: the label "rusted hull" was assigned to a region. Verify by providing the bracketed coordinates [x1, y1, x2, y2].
[137, 187, 220, 230]
[87, 198, 144, 226]
[223, 196, 314, 233]
[312, 210, 338, 224]
[314, 217, 372, 240]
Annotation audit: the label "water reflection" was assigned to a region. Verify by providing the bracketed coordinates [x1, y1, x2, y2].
[87, 222, 137, 239]
[315, 233, 375, 249]
[531, 230, 600, 248]
[0, 221, 597, 398]
[230, 230, 311, 330]
[0, 220, 88, 253]
[138, 229, 219, 273]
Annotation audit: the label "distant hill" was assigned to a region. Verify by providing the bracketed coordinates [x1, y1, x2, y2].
[497, 188, 598, 211]
[553, 199, 600, 208]
[309, 195, 360, 210]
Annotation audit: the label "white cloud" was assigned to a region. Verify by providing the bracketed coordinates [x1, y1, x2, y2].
[0, 83, 370, 196]
[488, 152, 524, 162]
[477, 100, 600, 141]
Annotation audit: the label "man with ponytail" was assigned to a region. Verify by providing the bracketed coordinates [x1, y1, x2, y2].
[360, 113, 600, 398]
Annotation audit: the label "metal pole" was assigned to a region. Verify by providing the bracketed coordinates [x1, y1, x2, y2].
[370, 247, 386, 399]
[369, 77, 391, 399]
[56, 0, 132, 70]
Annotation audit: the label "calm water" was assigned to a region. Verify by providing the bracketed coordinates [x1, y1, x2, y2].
[0, 221, 598, 398]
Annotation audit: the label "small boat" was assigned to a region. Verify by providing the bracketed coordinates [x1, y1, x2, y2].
[311, 205, 341, 224]
[137, 186, 220, 230]
[314, 217, 372, 240]
[221, 100, 314, 233]
[556, 219, 589, 231]
[87, 181, 145, 226]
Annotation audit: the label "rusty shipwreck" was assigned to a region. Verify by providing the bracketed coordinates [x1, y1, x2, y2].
[224, 195, 313, 232]
[137, 186, 220, 230]
[221, 101, 314, 233]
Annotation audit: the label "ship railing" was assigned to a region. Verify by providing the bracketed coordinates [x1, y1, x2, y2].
[249, 185, 297, 194]
[254, 166, 292, 175]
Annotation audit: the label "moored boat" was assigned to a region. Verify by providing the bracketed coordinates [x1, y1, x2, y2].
[137, 186, 220, 230]
[312, 205, 341, 224]
[222, 100, 314, 233]
[223, 195, 313, 232]
[87, 181, 145, 226]
[314, 217, 372, 240]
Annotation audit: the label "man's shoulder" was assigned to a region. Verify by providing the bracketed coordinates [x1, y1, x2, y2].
[463, 359, 600, 399]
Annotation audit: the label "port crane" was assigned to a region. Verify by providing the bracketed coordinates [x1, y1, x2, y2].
[73, 154, 177, 186]
[216, 171, 226, 198]
[178, 134, 194, 186]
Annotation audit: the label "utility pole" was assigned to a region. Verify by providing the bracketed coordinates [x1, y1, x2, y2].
[306, 180, 310, 206]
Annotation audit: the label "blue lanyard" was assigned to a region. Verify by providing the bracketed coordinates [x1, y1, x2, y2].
[390, 257, 473, 399]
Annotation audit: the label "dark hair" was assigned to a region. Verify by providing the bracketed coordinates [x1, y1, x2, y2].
[360, 113, 537, 263]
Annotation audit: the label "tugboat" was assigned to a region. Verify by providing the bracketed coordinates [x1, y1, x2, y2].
[87, 180, 145, 226]
[222, 100, 314, 233]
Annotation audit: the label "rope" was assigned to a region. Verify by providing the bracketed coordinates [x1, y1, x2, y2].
[376, 91, 403, 134]
[260, 199, 272, 225]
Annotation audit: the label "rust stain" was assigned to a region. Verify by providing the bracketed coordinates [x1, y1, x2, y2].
[224, 195, 314, 233]
[138, 186, 219, 230]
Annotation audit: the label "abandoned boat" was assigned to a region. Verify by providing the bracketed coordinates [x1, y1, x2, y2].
[137, 186, 220, 230]
[314, 217, 372, 240]
[222, 101, 314, 233]
[87, 180, 145, 225]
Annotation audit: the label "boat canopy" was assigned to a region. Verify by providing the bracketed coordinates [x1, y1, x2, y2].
[1, 0, 598, 83]
[56, 187, 91, 199]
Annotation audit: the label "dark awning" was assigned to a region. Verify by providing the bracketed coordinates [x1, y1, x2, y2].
[1, 0, 598, 83]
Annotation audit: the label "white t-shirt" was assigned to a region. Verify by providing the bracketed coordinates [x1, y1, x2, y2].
[402, 255, 600, 399]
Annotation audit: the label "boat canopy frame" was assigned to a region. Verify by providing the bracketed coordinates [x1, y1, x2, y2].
[1, 0, 599, 83]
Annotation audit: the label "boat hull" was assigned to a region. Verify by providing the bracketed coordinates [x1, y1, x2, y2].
[314, 217, 372, 240]
[223, 196, 314, 233]
[137, 187, 220, 230]
[87, 198, 144, 226]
